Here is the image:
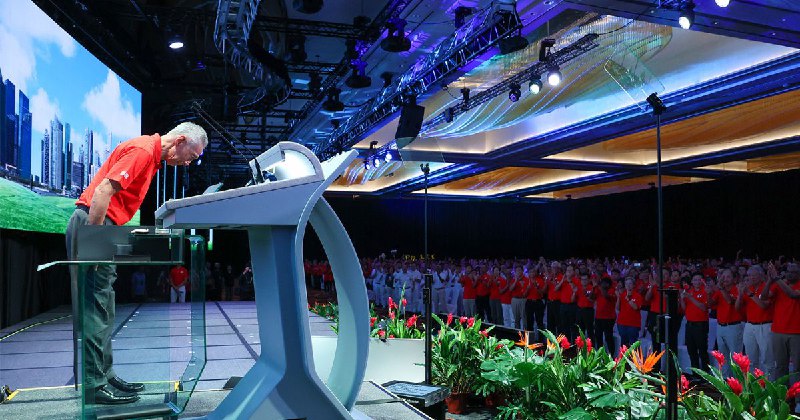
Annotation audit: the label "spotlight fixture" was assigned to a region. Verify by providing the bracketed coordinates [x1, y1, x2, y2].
[380, 72, 394, 88]
[373, 158, 380, 168]
[538, 38, 556, 61]
[714, 0, 729, 7]
[547, 67, 562, 86]
[498, 32, 528, 55]
[293, 0, 323, 14]
[168, 34, 184, 50]
[460, 87, 470, 108]
[322, 87, 344, 112]
[380, 17, 411, 52]
[365, 160, 371, 170]
[385, 153, 392, 162]
[345, 59, 371, 89]
[528, 76, 543, 94]
[308, 72, 322, 94]
[508, 83, 521, 102]
[285, 35, 307, 63]
[454, 6, 474, 29]
[678, 3, 695, 30]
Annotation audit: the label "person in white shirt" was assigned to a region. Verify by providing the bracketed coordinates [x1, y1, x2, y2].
[431, 262, 447, 314]
[408, 262, 423, 313]
[370, 262, 385, 307]
[393, 262, 411, 305]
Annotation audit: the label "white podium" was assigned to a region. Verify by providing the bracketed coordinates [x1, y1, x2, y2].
[155, 143, 368, 419]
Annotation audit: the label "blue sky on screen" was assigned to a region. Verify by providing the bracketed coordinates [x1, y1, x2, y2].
[0, 0, 141, 178]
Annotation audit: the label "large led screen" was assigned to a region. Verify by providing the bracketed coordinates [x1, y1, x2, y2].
[0, 0, 142, 234]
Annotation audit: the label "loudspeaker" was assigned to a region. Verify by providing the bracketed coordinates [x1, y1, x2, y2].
[395, 104, 425, 145]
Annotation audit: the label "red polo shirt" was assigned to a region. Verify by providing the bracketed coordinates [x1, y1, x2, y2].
[595, 289, 617, 320]
[743, 283, 773, 324]
[499, 277, 513, 305]
[684, 286, 709, 322]
[771, 281, 800, 334]
[547, 274, 562, 301]
[476, 274, 491, 297]
[560, 276, 579, 304]
[576, 284, 596, 309]
[461, 275, 476, 299]
[77, 134, 161, 225]
[617, 290, 643, 327]
[527, 276, 545, 300]
[713, 287, 743, 324]
[490, 276, 503, 300]
[169, 265, 189, 288]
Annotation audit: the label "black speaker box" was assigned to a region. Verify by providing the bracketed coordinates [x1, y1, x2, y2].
[395, 104, 425, 142]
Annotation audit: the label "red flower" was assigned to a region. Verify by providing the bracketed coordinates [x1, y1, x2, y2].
[732, 352, 751, 374]
[586, 338, 593, 353]
[388, 297, 397, 310]
[559, 336, 570, 349]
[401, 298, 407, 308]
[575, 336, 584, 349]
[787, 382, 800, 400]
[406, 314, 418, 328]
[378, 330, 386, 338]
[389, 334, 395, 339]
[711, 350, 725, 369]
[370, 317, 377, 327]
[615, 345, 628, 366]
[681, 375, 690, 392]
[754, 368, 766, 388]
[479, 330, 488, 338]
[446, 313, 453, 326]
[388, 311, 395, 320]
[726, 377, 743, 395]
[459, 316, 467, 324]
[495, 343, 504, 351]
[467, 317, 475, 328]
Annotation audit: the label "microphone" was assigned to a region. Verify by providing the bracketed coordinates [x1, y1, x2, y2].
[190, 102, 265, 185]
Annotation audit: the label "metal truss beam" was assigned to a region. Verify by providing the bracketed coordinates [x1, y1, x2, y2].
[253, 16, 365, 39]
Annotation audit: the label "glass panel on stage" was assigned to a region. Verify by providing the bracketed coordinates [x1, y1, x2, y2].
[73, 227, 206, 419]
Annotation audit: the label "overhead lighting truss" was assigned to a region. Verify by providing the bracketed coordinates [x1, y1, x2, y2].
[215, 0, 291, 108]
[315, 5, 523, 161]
[419, 33, 599, 132]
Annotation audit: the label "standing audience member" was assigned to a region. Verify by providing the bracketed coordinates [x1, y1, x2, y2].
[763, 262, 800, 388]
[475, 266, 492, 322]
[576, 273, 596, 340]
[525, 267, 546, 340]
[710, 269, 743, 376]
[682, 274, 710, 374]
[617, 277, 643, 347]
[739, 265, 774, 378]
[461, 266, 477, 317]
[510, 267, 528, 330]
[595, 277, 617, 353]
[169, 264, 189, 303]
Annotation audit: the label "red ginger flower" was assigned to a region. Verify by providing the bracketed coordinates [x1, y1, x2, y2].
[388, 311, 395, 320]
[479, 330, 488, 338]
[681, 375, 690, 392]
[459, 316, 467, 324]
[787, 382, 800, 400]
[754, 368, 766, 388]
[378, 330, 386, 338]
[726, 377, 743, 395]
[615, 345, 628, 366]
[711, 350, 725, 369]
[401, 298, 407, 308]
[495, 343, 504, 351]
[559, 336, 570, 349]
[406, 314, 418, 328]
[370, 317, 377, 327]
[586, 338, 593, 353]
[574, 336, 584, 349]
[388, 297, 397, 310]
[467, 317, 475, 328]
[446, 313, 453, 326]
[389, 334, 395, 338]
[732, 352, 751, 373]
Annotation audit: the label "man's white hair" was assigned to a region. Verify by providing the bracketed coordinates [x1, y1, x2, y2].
[167, 122, 208, 148]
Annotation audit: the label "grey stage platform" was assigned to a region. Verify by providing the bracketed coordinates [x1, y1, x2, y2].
[0, 302, 429, 419]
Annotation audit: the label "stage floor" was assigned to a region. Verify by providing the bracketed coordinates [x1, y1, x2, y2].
[0, 302, 430, 419]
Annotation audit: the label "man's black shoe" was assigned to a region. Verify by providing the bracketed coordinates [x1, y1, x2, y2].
[93, 385, 140, 405]
[109, 376, 145, 393]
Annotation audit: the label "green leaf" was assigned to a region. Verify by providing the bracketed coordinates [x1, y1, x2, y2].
[588, 390, 630, 408]
[558, 407, 594, 420]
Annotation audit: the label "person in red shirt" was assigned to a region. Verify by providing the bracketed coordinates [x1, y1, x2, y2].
[499, 267, 514, 327]
[738, 265, 774, 378]
[681, 274, 710, 373]
[525, 268, 546, 339]
[461, 266, 477, 317]
[65, 123, 208, 405]
[546, 263, 562, 335]
[509, 266, 529, 330]
[594, 277, 617, 352]
[617, 277, 643, 347]
[488, 267, 504, 325]
[709, 269, 744, 376]
[557, 265, 579, 339]
[576, 273, 596, 340]
[762, 263, 800, 386]
[169, 264, 190, 303]
[475, 266, 492, 322]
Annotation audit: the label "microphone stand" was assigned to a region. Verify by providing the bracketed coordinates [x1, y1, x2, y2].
[191, 102, 265, 185]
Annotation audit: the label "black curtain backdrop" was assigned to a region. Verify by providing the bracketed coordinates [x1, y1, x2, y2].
[0, 229, 70, 329]
[3, 169, 799, 328]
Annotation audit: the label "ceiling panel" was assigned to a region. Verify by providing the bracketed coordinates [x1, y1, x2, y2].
[535, 175, 710, 200]
[413, 166, 602, 196]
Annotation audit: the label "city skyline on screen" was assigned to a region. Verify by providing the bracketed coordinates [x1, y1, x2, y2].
[0, 0, 141, 190]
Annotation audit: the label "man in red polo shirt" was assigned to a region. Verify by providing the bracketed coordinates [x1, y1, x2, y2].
[509, 266, 529, 330]
[681, 274, 710, 373]
[738, 265, 775, 379]
[594, 277, 617, 353]
[65, 122, 207, 405]
[525, 268, 546, 340]
[576, 273, 596, 340]
[762, 263, 800, 388]
[710, 269, 743, 376]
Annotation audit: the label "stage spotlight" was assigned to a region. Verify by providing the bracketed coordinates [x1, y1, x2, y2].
[508, 83, 521, 102]
[322, 88, 344, 112]
[454, 6, 474, 29]
[168, 34, 184, 50]
[381, 17, 411, 52]
[380, 72, 394, 88]
[547, 67, 562, 86]
[365, 160, 371, 170]
[385, 153, 392, 162]
[373, 158, 380, 168]
[538, 38, 556, 61]
[715, 0, 729, 7]
[678, 3, 695, 29]
[293, 0, 323, 14]
[345, 59, 371, 89]
[308, 72, 322, 94]
[529, 76, 543, 94]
